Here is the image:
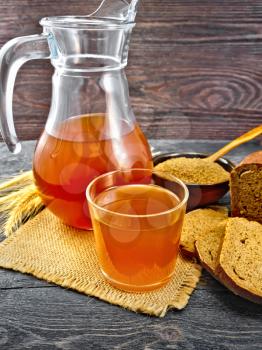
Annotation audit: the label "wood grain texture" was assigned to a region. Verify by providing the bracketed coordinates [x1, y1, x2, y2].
[0, 1, 262, 141]
[0, 284, 262, 350]
[0, 140, 262, 350]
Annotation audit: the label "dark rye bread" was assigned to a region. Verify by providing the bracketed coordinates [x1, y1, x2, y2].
[230, 151, 262, 224]
[180, 207, 228, 257]
[195, 220, 227, 276]
[217, 218, 262, 304]
[196, 217, 262, 304]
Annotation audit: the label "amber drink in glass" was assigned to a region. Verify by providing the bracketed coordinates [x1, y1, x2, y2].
[87, 169, 188, 292]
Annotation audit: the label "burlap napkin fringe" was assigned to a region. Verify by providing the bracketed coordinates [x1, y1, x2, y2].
[0, 257, 201, 317]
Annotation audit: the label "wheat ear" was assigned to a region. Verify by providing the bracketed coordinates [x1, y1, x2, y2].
[0, 172, 44, 236]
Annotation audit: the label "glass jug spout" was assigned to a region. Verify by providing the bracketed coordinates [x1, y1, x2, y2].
[88, 0, 140, 22]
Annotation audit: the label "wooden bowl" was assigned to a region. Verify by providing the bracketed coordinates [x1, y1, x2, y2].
[153, 152, 235, 211]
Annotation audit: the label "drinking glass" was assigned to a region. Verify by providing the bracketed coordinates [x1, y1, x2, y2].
[87, 169, 189, 292]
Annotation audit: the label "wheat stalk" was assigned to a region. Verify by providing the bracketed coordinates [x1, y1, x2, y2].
[0, 172, 44, 236]
[0, 170, 33, 193]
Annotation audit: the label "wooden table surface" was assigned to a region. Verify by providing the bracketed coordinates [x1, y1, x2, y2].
[1, 0, 262, 141]
[0, 139, 261, 350]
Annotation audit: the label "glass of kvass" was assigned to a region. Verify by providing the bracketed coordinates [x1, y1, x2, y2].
[87, 169, 189, 292]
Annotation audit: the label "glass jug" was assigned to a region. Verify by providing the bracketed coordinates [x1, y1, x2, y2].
[0, 1, 152, 230]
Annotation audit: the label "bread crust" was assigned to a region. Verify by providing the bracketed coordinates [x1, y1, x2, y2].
[240, 150, 262, 165]
[197, 242, 262, 304]
[216, 264, 262, 305]
[196, 217, 262, 305]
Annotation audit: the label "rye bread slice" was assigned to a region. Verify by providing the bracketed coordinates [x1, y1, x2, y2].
[195, 220, 227, 276]
[230, 162, 262, 224]
[180, 206, 228, 257]
[216, 217, 262, 304]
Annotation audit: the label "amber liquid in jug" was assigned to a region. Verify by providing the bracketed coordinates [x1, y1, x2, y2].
[33, 114, 152, 230]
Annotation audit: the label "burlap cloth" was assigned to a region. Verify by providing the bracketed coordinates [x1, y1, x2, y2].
[0, 209, 201, 317]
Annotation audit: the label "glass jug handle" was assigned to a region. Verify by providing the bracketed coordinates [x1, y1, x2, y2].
[0, 34, 50, 154]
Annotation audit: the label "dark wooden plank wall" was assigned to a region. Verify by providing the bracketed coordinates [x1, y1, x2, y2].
[0, 0, 262, 141]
